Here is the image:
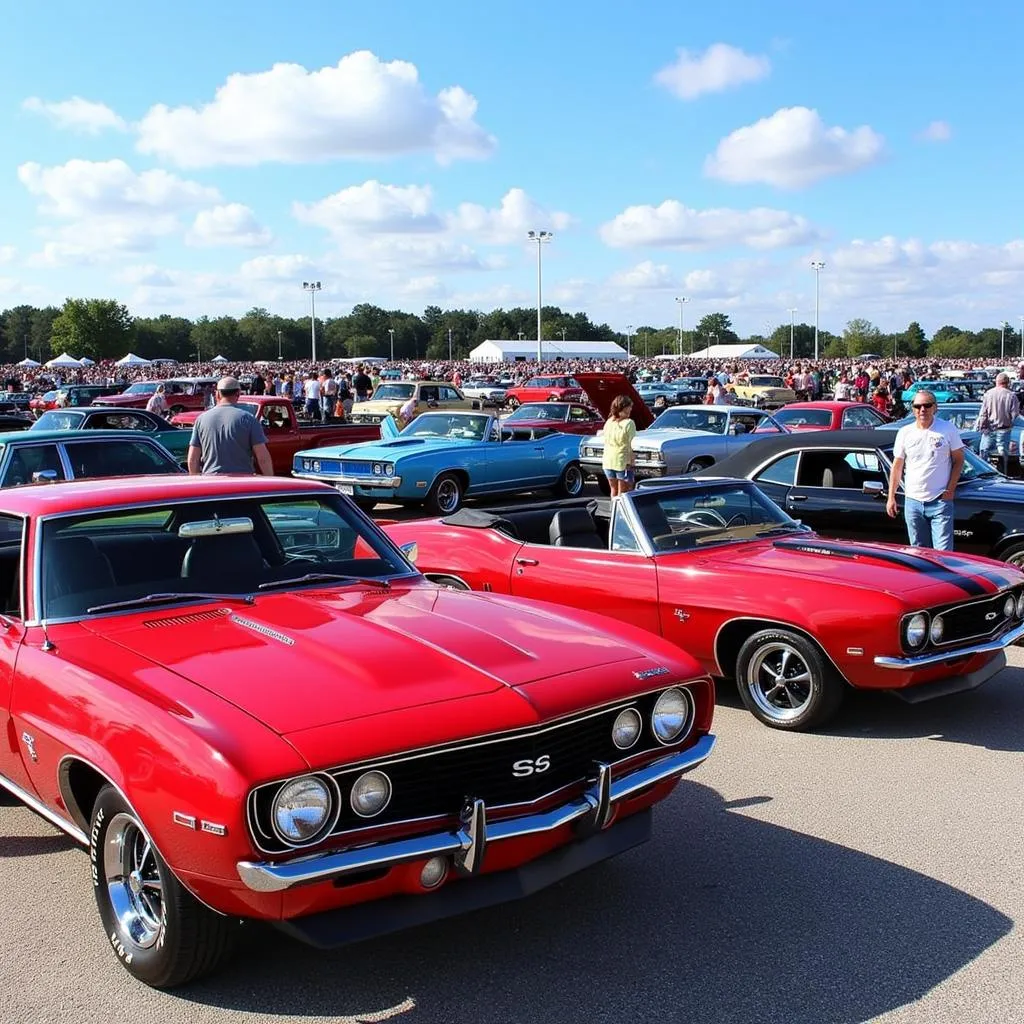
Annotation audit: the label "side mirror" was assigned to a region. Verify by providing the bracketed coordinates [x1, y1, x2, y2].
[863, 480, 884, 497]
[400, 541, 418, 564]
[32, 470, 59, 484]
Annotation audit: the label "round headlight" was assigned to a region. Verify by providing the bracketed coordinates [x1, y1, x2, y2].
[302, 458, 311, 471]
[1004, 595, 1016, 620]
[372, 463, 383, 476]
[1016, 592, 1024, 618]
[611, 708, 642, 750]
[272, 775, 333, 845]
[905, 612, 928, 648]
[384, 463, 395, 477]
[350, 770, 392, 818]
[651, 688, 691, 745]
[312, 459, 321, 473]
[930, 615, 945, 644]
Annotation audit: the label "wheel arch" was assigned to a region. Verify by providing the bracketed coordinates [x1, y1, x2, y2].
[428, 466, 470, 494]
[713, 616, 850, 685]
[989, 531, 1024, 562]
[423, 572, 472, 590]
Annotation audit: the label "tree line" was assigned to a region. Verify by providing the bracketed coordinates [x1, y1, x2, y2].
[1, 299, 1020, 365]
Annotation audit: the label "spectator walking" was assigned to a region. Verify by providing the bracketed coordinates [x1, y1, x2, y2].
[187, 377, 273, 476]
[886, 389, 964, 550]
[977, 372, 1020, 467]
[146, 383, 169, 418]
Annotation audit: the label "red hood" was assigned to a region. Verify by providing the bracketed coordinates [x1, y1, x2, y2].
[171, 411, 201, 426]
[92, 393, 145, 407]
[76, 585, 650, 735]
[573, 372, 655, 429]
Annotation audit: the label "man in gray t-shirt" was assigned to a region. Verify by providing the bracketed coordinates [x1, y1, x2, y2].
[187, 376, 274, 476]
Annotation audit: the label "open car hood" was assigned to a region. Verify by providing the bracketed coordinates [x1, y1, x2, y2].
[573, 373, 655, 429]
[77, 586, 645, 734]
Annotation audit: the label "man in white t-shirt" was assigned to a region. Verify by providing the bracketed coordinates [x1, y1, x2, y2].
[886, 389, 965, 550]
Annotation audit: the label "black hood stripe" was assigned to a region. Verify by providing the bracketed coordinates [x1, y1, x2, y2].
[772, 539, 989, 596]
[939, 554, 1018, 591]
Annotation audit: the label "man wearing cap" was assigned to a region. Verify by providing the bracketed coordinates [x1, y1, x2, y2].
[187, 376, 274, 476]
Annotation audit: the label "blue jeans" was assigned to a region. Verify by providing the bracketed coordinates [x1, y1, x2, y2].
[980, 428, 1012, 457]
[904, 497, 954, 550]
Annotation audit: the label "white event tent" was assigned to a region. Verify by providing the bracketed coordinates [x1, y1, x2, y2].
[45, 352, 83, 368]
[686, 343, 780, 360]
[17, 358, 40, 368]
[467, 339, 628, 363]
[211, 354, 229, 364]
[115, 352, 152, 366]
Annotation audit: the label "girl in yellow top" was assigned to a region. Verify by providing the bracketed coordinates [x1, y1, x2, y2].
[602, 394, 637, 497]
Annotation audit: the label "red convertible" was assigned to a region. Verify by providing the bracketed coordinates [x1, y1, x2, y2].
[502, 401, 605, 435]
[771, 401, 888, 431]
[0, 475, 714, 986]
[384, 479, 1024, 731]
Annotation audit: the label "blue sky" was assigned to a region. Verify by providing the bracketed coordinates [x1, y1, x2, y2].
[1, 0, 1022, 338]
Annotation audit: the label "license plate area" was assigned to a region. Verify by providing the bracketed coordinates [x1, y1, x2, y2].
[337, 484, 354, 495]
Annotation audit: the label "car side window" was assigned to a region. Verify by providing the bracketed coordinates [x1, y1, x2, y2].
[1, 444, 66, 487]
[0, 513, 23, 618]
[795, 450, 885, 489]
[757, 453, 799, 487]
[843, 407, 879, 428]
[569, 406, 586, 421]
[611, 509, 641, 552]
[65, 440, 178, 479]
[420, 387, 439, 403]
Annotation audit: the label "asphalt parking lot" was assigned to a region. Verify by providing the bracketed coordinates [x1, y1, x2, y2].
[2, 488, 1023, 1023]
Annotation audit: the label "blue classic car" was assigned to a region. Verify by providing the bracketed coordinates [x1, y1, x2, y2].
[292, 411, 585, 513]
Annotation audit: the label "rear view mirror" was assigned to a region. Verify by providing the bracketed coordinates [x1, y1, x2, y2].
[178, 517, 254, 538]
[32, 470, 59, 484]
[862, 481, 884, 497]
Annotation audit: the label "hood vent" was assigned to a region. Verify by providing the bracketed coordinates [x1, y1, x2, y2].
[143, 608, 231, 629]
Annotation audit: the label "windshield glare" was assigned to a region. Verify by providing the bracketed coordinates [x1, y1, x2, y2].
[33, 411, 84, 430]
[775, 409, 832, 426]
[651, 408, 728, 434]
[507, 404, 567, 421]
[124, 383, 157, 395]
[633, 483, 798, 553]
[373, 384, 415, 400]
[40, 494, 412, 620]
[403, 413, 490, 440]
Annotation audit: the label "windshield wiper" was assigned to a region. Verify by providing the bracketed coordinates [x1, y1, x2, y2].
[258, 573, 391, 591]
[87, 591, 255, 614]
[752, 524, 809, 539]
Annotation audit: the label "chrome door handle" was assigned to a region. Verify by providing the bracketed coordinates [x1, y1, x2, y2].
[516, 557, 539, 566]
[789, 494, 807, 502]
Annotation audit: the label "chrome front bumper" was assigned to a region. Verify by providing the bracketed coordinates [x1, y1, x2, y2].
[236, 734, 716, 894]
[873, 619, 1024, 669]
[292, 472, 403, 489]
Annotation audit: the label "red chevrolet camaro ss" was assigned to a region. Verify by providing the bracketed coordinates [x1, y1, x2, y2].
[0, 475, 714, 987]
[384, 479, 1024, 731]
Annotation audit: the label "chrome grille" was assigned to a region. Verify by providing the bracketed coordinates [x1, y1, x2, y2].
[935, 592, 1018, 645]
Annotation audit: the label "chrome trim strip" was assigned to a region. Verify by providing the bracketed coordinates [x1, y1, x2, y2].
[874, 619, 1024, 668]
[0, 770, 88, 845]
[236, 735, 716, 892]
[230, 615, 295, 646]
[292, 472, 403, 489]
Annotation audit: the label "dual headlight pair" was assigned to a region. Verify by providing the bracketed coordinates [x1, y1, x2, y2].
[905, 591, 1024, 649]
[612, 687, 692, 750]
[272, 770, 390, 846]
[371, 463, 396, 477]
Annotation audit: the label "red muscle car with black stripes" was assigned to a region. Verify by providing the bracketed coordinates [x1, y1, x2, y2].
[384, 478, 1024, 731]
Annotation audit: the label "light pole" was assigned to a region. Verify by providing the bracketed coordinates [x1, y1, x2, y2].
[810, 260, 825, 361]
[527, 230, 552, 363]
[388, 328, 395, 362]
[1019, 316, 1024, 359]
[626, 324, 633, 359]
[517, 331, 525, 341]
[999, 320, 1008, 361]
[448, 327, 453, 361]
[559, 328, 567, 343]
[277, 330, 283, 361]
[788, 308, 797, 359]
[675, 296, 688, 357]
[302, 281, 321, 363]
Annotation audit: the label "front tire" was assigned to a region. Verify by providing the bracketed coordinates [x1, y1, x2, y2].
[734, 629, 844, 730]
[685, 456, 715, 473]
[505, 397, 520, 410]
[426, 473, 464, 515]
[999, 540, 1024, 568]
[554, 461, 585, 498]
[90, 786, 235, 988]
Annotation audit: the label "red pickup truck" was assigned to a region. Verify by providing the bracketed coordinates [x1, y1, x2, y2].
[171, 395, 380, 475]
[92, 377, 219, 414]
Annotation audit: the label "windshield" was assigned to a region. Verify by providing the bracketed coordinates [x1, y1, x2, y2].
[957, 447, 1001, 482]
[749, 377, 785, 387]
[32, 411, 85, 430]
[506, 403, 568, 422]
[372, 384, 415, 400]
[402, 412, 490, 440]
[39, 493, 413, 620]
[632, 483, 799, 553]
[123, 383, 157, 395]
[774, 409, 832, 427]
[650, 408, 728, 434]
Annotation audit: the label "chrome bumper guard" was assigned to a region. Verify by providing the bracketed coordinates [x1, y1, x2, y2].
[236, 734, 715, 894]
[874, 619, 1024, 669]
[292, 472, 403, 489]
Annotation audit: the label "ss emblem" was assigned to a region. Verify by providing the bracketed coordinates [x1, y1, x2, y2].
[512, 755, 551, 777]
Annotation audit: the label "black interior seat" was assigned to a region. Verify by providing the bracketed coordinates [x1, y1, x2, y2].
[181, 533, 267, 587]
[549, 508, 604, 549]
[46, 536, 115, 601]
[821, 462, 855, 488]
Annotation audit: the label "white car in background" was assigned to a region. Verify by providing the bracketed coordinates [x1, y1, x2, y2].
[461, 376, 508, 406]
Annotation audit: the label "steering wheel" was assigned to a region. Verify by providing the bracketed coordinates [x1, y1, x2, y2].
[285, 547, 329, 565]
[726, 513, 749, 527]
[679, 509, 728, 528]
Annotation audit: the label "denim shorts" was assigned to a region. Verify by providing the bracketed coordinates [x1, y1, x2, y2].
[605, 468, 635, 482]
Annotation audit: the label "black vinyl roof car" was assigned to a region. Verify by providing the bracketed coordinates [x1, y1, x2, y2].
[703, 429, 1024, 567]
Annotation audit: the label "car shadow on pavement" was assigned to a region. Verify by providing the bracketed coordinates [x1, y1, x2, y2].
[0, 831, 77, 858]
[179, 782, 1010, 1024]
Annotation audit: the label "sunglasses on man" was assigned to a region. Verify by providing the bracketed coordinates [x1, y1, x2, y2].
[912, 402, 935, 409]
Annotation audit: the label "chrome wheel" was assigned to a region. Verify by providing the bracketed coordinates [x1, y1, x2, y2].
[1003, 544, 1024, 569]
[435, 476, 462, 514]
[104, 812, 165, 951]
[558, 463, 584, 497]
[506, 397, 520, 410]
[745, 641, 813, 724]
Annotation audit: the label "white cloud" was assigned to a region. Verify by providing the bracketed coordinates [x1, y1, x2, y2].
[136, 51, 496, 167]
[22, 96, 127, 134]
[186, 204, 272, 248]
[655, 43, 770, 100]
[917, 120, 952, 142]
[239, 254, 317, 281]
[0, 245, 15, 264]
[294, 181, 440, 235]
[607, 261, 677, 290]
[600, 200, 820, 250]
[705, 107, 885, 189]
[446, 188, 572, 244]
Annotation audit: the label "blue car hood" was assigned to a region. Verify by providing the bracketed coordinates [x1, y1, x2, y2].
[298, 436, 479, 460]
